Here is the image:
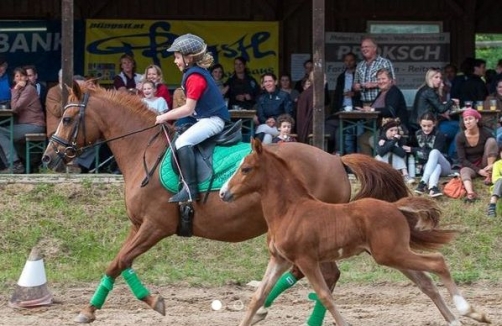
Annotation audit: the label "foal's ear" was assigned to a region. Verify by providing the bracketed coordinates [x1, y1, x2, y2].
[252, 137, 263, 154]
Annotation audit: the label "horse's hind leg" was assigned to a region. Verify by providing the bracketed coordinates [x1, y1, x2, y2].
[75, 223, 171, 323]
[399, 269, 459, 325]
[376, 249, 490, 324]
[240, 255, 292, 326]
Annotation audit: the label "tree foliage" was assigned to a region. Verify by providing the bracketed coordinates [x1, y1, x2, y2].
[475, 34, 502, 68]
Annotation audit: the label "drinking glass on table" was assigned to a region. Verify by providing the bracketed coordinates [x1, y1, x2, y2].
[490, 99, 497, 111]
[476, 101, 483, 111]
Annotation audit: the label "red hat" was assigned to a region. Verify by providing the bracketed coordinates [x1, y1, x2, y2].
[462, 109, 482, 120]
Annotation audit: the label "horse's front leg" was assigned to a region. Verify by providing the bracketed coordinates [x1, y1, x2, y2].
[75, 224, 170, 323]
[240, 254, 291, 326]
[296, 258, 349, 326]
[252, 261, 340, 325]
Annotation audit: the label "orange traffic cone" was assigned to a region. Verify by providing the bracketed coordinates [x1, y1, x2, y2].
[9, 247, 53, 308]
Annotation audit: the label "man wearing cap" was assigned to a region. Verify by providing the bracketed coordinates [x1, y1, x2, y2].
[0, 55, 11, 105]
[155, 34, 230, 203]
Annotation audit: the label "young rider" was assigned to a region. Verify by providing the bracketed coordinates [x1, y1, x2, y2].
[155, 34, 230, 203]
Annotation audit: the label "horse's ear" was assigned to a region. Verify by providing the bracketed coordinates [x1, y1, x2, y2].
[252, 137, 263, 154]
[72, 80, 82, 100]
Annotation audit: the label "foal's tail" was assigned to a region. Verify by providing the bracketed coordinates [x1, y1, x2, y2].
[394, 196, 458, 251]
[341, 154, 410, 202]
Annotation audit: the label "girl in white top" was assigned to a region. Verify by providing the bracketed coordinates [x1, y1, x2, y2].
[141, 80, 168, 114]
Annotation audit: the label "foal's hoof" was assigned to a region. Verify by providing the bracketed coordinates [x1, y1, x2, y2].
[151, 295, 166, 316]
[74, 312, 96, 323]
[251, 307, 268, 325]
[463, 308, 491, 324]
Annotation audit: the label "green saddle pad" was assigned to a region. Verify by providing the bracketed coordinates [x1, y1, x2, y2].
[159, 142, 251, 193]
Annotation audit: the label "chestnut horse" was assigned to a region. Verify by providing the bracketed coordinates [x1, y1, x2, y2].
[42, 84, 409, 324]
[220, 139, 491, 326]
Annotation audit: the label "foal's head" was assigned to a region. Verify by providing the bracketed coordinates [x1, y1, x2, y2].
[220, 139, 305, 202]
[220, 138, 266, 202]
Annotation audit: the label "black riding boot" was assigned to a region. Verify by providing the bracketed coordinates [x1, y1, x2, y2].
[169, 146, 199, 203]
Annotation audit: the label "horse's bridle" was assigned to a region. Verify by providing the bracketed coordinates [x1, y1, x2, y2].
[49, 92, 90, 163]
[47, 91, 167, 170]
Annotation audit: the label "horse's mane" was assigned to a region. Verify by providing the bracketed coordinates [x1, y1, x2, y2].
[69, 85, 157, 122]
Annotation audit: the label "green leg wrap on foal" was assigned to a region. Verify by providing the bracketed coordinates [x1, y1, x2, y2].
[90, 274, 115, 309]
[122, 268, 150, 300]
[306, 292, 327, 326]
[264, 271, 297, 308]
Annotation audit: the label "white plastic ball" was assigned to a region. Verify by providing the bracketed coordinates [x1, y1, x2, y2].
[211, 299, 223, 311]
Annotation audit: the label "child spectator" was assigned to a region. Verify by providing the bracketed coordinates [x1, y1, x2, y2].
[272, 114, 297, 143]
[141, 80, 168, 114]
[139, 64, 172, 109]
[487, 145, 502, 217]
[210, 63, 229, 97]
[375, 119, 415, 184]
[411, 112, 452, 197]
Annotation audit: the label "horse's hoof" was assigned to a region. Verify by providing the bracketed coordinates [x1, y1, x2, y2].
[463, 310, 491, 324]
[251, 307, 268, 325]
[74, 312, 96, 323]
[459, 305, 491, 324]
[151, 295, 166, 316]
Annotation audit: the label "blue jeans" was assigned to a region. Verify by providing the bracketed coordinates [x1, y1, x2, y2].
[496, 127, 502, 148]
[420, 149, 452, 188]
[438, 120, 459, 159]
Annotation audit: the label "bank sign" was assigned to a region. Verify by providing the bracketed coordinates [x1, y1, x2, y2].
[85, 19, 279, 87]
[0, 20, 85, 82]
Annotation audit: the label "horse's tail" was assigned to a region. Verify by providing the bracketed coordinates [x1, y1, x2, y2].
[341, 154, 410, 202]
[394, 196, 458, 251]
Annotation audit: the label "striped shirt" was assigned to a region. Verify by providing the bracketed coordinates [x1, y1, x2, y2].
[354, 55, 395, 103]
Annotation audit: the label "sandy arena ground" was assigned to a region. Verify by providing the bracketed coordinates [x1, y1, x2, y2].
[0, 281, 500, 325]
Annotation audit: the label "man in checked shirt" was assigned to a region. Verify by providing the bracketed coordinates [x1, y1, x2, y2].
[353, 36, 396, 106]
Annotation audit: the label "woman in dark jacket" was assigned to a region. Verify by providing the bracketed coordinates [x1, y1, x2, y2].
[357, 68, 409, 156]
[254, 73, 293, 144]
[410, 68, 459, 156]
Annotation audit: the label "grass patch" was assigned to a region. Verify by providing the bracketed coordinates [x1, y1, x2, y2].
[0, 178, 501, 293]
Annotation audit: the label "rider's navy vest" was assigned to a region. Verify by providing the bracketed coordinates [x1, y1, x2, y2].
[181, 66, 230, 122]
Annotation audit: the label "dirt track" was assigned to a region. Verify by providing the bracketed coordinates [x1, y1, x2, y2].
[1, 281, 500, 325]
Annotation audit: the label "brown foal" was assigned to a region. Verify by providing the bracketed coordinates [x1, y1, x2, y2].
[220, 139, 490, 326]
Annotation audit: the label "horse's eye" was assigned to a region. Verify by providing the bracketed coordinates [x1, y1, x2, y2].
[241, 167, 251, 174]
[62, 117, 72, 125]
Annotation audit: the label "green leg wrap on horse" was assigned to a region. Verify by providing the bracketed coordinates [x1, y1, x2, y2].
[122, 268, 151, 300]
[90, 274, 115, 309]
[306, 292, 327, 326]
[264, 271, 297, 308]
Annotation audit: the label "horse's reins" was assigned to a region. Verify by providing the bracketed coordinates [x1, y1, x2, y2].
[48, 92, 190, 195]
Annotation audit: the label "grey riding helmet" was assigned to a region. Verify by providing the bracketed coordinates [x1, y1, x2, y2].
[167, 34, 206, 55]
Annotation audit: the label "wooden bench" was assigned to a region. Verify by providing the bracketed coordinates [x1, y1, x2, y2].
[25, 133, 47, 173]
